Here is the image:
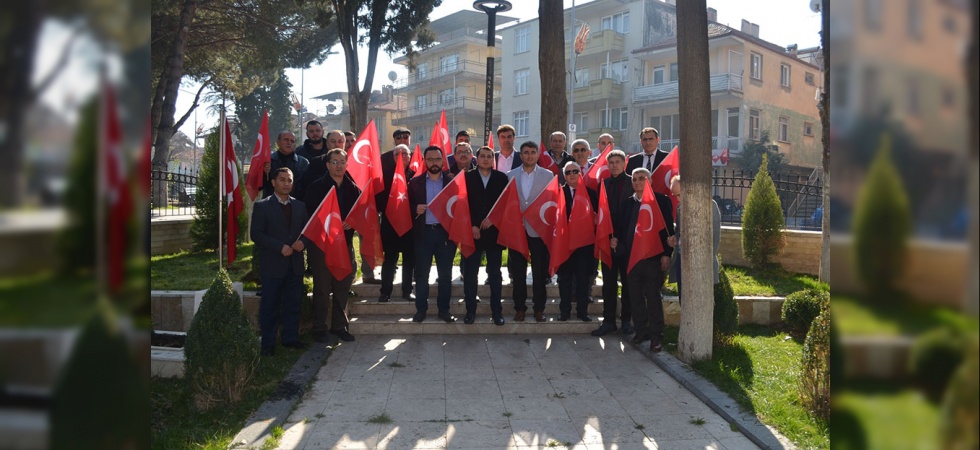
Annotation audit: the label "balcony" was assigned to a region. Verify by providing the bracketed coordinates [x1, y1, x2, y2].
[392, 59, 496, 92]
[572, 78, 623, 105]
[633, 73, 743, 104]
[566, 29, 625, 59]
[655, 137, 744, 153]
[392, 96, 487, 124]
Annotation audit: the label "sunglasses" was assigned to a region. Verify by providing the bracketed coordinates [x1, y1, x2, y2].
[564, 169, 581, 175]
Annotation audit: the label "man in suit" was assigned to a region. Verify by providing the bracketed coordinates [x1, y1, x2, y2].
[448, 141, 475, 175]
[465, 145, 509, 325]
[557, 161, 598, 322]
[263, 131, 309, 201]
[494, 125, 522, 172]
[546, 131, 574, 183]
[626, 127, 669, 175]
[376, 131, 416, 302]
[345, 129, 378, 283]
[507, 141, 556, 322]
[613, 167, 675, 352]
[592, 150, 634, 337]
[666, 175, 722, 304]
[570, 139, 598, 302]
[251, 167, 310, 356]
[303, 148, 361, 343]
[594, 133, 615, 159]
[408, 146, 457, 323]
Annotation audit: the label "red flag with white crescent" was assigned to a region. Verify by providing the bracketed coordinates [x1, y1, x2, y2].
[522, 177, 561, 249]
[348, 119, 383, 192]
[346, 183, 383, 268]
[547, 187, 569, 276]
[485, 178, 529, 260]
[222, 118, 243, 266]
[627, 186, 667, 274]
[245, 110, 270, 201]
[385, 153, 413, 236]
[426, 174, 476, 257]
[594, 183, 614, 267]
[650, 145, 680, 211]
[408, 143, 423, 174]
[301, 186, 353, 280]
[428, 119, 450, 172]
[583, 144, 614, 191]
[567, 185, 596, 251]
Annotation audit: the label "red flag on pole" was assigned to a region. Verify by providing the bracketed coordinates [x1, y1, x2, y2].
[438, 110, 451, 157]
[594, 182, 614, 267]
[567, 185, 596, 251]
[428, 118, 450, 172]
[103, 83, 131, 292]
[223, 118, 243, 266]
[522, 177, 561, 249]
[486, 178, 529, 260]
[583, 144, 614, 191]
[651, 145, 679, 199]
[385, 153, 413, 236]
[346, 183, 383, 267]
[245, 110, 270, 201]
[427, 174, 476, 257]
[301, 186, 353, 280]
[538, 142, 560, 176]
[627, 186, 667, 273]
[547, 188, 570, 276]
[348, 119, 384, 192]
[408, 143, 423, 174]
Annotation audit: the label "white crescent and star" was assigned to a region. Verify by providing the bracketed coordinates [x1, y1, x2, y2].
[252, 135, 264, 158]
[324, 212, 342, 233]
[637, 204, 654, 232]
[594, 166, 608, 182]
[540, 201, 558, 226]
[351, 140, 370, 164]
[447, 195, 458, 219]
[664, 169, 673, 189]
[598, 207, 605, 225]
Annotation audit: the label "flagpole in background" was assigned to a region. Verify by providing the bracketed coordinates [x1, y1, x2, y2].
[96, 73, 108, 300]
[218, 104, 225, 269]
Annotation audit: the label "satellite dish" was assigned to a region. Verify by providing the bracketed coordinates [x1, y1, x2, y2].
[809, 0, 821, 13]
[388, 71, 397, 82]
[327, 104, 336, 113]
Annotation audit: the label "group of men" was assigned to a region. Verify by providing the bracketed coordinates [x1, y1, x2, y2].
[251, 120, 717, 356]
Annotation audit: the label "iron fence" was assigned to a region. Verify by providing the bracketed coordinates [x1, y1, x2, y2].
[711, 168, 823, 230]
[150, 168, 198, 217]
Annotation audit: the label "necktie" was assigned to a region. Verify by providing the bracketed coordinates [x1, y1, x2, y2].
[646, 154, 653, 172]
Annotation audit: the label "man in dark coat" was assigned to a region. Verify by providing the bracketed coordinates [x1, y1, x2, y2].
[407, 146, 457, 323]
[463, 145, 509, 325]
[375, 128, 416, 302]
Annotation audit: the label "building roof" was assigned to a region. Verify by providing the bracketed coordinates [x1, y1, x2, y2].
[429, 10, 517, 36]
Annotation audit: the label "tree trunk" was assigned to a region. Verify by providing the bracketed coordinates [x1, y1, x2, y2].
[537, 0, 567, 141]
[819, 0, 830, 283]
[966, 0, 978, 315]
[675, 0, 714, 364]
[150, 0, 198, 208]
[334, 0, 364, 133]
[0, 2, 43, 207]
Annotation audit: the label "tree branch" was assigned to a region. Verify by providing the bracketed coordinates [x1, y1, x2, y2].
[31, 25, 83, 101]
[174, 80, 209, 131]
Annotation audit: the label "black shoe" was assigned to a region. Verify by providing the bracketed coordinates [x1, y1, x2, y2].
[591, 323, 617, 336]
[650, 338, 663, 353]
[412, 311, 426, 322]
[557, 315, 569, 322]
[349, 290, 356, 297]
[261, 347, 275, 357]
[621, 323, 634, 335]
[402, 292, 416, 301]
[631, 334, 650, 345]
[378, 294, 390, 303]
[463, 314, 475, 324]
[493, 316, 505, 326]
[578, 314, 592, 322]
[438, 312, 457, 323]
[331, 330, 356, 342]
[283, 341, 309, 350]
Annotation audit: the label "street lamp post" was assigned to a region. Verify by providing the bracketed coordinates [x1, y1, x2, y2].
[474, 1, 512, 146]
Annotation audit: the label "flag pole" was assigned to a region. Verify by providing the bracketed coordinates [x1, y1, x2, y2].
[96, 73, 107, 300]
[218, 104, 225, 269]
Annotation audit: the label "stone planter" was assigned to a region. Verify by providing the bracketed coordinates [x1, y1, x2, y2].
[150, 330, 186, 379]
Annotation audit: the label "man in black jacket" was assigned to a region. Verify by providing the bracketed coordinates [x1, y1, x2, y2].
[557, 161, 598, 322]
[626, 127, 669, 175]
[375, 130, 416, 302]
[408, 146, 457, 323]
[296, 120, 328, 161]
[464, 146, 509, 325]
[299, 129, 347, 193]
[592, 150, 634, 337]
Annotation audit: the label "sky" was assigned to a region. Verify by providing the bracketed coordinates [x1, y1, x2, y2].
[174, 0, 821, 141]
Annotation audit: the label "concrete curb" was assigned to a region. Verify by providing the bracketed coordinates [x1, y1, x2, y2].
[228, 342, 335, 449]
[638, 344, 797, 450]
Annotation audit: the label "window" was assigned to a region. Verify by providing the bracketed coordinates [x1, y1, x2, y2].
[750, 53, 763, 80]
[601, 60, 628, 82]
[515, 68, 529, 95]
[805, 72, 815, 86]
[574, 112, 589, 132]
[601, 11, 629, 34]
[749, 108, 761, 140]
[711, 109, 719, 139]
[907, 0, 922, 39]
[778, 116, 789, 142]
[865, 0, 882, 30]
[780, 63, 791, 87]
[600, 107, 628, 130]
[515, 26, 530, 54]
[804, 121, 814, 136]
[574, 68, 590, 88]
[653, 65, 665, 85]
[669, 63, 679, 82]
[514, 111, 529, 137]
[907, 78, 920, 116]
[417, 63, 428, 80]
[415, 95, 428, 109]
[439, 88, 456, 105]
[440, 54, 458, 74]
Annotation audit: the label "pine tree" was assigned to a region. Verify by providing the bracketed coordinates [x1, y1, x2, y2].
[189, 127, 246, 251]
[741, 154, 785, 268]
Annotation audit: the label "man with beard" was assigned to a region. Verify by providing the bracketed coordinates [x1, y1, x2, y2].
[376, 130, 416, 302]
[299, 129, 346, 193]
[408, 146, 457, 323]
[464, 146, 509, 325]
[296, 120, 328, 161]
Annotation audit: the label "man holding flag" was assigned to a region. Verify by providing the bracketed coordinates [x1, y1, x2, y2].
[408, 146, 458, 323]
[376, 129, 416, 302]
[464, 146, 509, 325]
[592, 149, 634, 337]
[556, 161, 598, 322]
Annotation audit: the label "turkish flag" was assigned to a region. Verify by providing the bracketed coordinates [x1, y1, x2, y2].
[428, 118, 450, 172]
[547, 188, 570, 276]
[567, 185, 596, 250]
[302, 186, 353, 280]
[538, 142, 560, 176]
[486, 178, 529, 260]
[347, 182, 383, 268]
[222, 117, 243, 266]
[348, 119, 384, 192]
[408, 143, 423, 174]
[594, 183, 614, 267]
[627, 186, 667, 273]
[427, 174, 476, 257]
[583, 144, 614, 191]
[244, 110, 270, 201]
[385, 153, 413, 236]
[522, 177, 561, 249]
[102, 83, 131, 292]
[651, 145, 679, 197]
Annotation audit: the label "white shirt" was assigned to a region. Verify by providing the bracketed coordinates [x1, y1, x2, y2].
[520, 168, 535, 202]
[497, 151, 515, 172]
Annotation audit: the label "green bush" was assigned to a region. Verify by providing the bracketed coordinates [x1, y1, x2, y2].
[782, 289, 829, 333]
[799, 303, 830, 421]
[940, 335, 979, 450]
[713, 266, 739, 340]
[189, 128, 247, 252]
[741, 154, 785, 268]
[852, 134, 911, 301]
[184, 269, 259, 411]
[909, 327, 969, 401]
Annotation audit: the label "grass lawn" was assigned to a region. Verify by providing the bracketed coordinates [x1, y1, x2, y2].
[150, 344, 311, 450]
[832, 295, 980, 336]
[152, 242, 260, 291]
[664, 324, 830, 449]
[835, 382, 941, 450]
[663, 265, 828, 297]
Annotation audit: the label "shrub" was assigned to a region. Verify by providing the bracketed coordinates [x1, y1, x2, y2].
[782, 289, 829, 333]
[741, 154, 785, 268]
[940, 335, 979, 450]
[851, 134, 911, 301]
[736, 130, 788, 175]
[189, 128, 247, 251]
[909, 327, 969, 401]
[799, 303, 830, 421]
[184, 268, 259, 411]
[713, 266, 739, 341]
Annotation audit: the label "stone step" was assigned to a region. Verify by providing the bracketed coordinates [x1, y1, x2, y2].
[348, 314, 602, 335]
[347, 298, 608, 315]
[351, 266, 605, 299]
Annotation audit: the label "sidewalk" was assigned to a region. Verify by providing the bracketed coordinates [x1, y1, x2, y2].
[275, 334, 760, 449]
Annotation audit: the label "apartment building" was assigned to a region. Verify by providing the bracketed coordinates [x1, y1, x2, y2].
[391, 10, 516, 146]
[313, 87, 405, 151]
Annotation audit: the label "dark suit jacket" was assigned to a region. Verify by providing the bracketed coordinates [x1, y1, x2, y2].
[251, 195, 309, 278]
[446, 155, 476, 175]
[299, 153, 329, 194]
[626, 149, 670, 175]
[303, 172, 361, 244]
[376, 150, 416, 215]
[408, 172, 454, 240]
[262, 151, 310, 200]
[602, 173, 633, 241]
[617, 192, 675, 261]
[466, 169, 509, 250]
[562, 185, 598, 218]
[494, 150, 522, 172]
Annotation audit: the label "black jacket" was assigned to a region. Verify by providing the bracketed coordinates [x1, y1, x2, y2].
[251, 195, 308, 278]
[617, 192, 675, 260]
[602, 173, 633, 240]
[626, 149, 670, 175]
[408, 172, 453, 240]
[466, 169, 509, 250]
[376, 150, 416, 215]
[303, 171, 361, 244]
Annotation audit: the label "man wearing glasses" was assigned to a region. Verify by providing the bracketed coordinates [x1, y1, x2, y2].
[448, 141, 475, 175]
[463, 146, 509, 325]
[557, 161, 598, 322]
[408, 146, 458, 323]
[376, 130, 417, 302]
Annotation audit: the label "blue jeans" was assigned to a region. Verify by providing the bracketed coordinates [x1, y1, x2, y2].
[259, 271, 303, 350]
[414, 225, 456, 315]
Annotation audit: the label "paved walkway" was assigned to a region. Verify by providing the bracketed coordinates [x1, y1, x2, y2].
[276, 335, 759, 449]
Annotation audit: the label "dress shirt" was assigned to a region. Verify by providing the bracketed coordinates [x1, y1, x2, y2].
[498, 151, 516, 172]
[425, 176, 442, 224]
[520, 168, 535, 202]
